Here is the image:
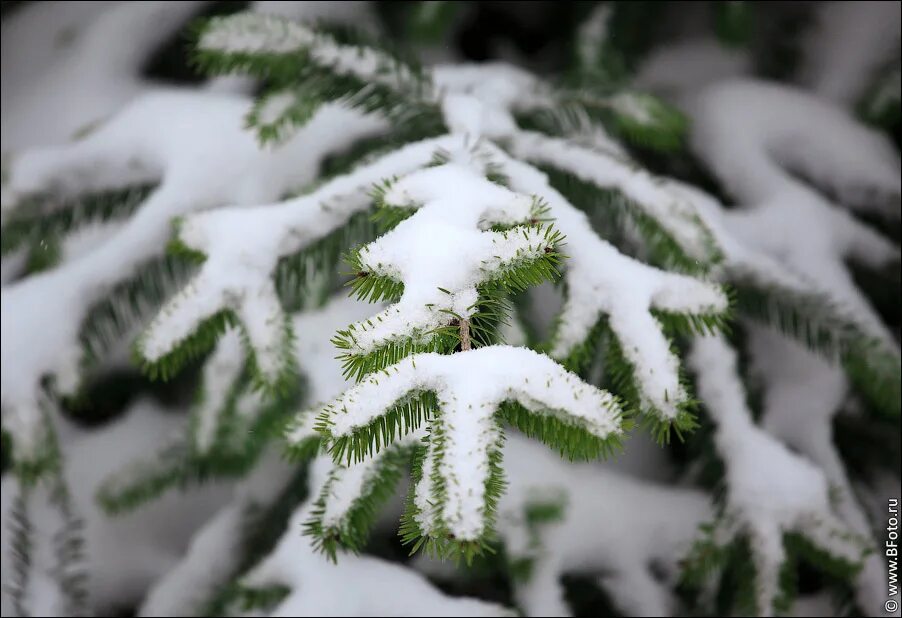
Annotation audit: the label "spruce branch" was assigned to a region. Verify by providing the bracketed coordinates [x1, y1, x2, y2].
[1, 91, 385, 470]
[138, 135, 460, 390]
[688, 336, 870, 616]
[307, 345, 625, 557]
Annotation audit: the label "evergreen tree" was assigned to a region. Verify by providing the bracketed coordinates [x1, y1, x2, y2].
[1, 2, 899, 617]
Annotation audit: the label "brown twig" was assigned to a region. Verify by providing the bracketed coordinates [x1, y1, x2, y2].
[459, 318, 471, 351]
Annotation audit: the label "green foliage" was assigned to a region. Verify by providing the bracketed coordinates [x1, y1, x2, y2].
[318, 390, 437, 466]
[554, 312, 705, 445]
[1, 184, 155, 259]
[275, 209, 380, 311]
[25, 237, 62, 273]
[735, 278, 901, 418]
[680, 526, 759, 616]
[135, 309, 237, 382]
[193, 14, 442, 139]
[602, 92, 689, 153]
[97, 378, 300, 515]
[405, 1, 460, 43]
[48, 475, 89, 617]
[80, 254, 197, 366]
[5, 489, 33, 618]
[305, 444, 416, 560]
[572, 1, 665, 85]
[397, 425, 505, 566]
[714, 1, 753, 48]
[858, 60, 901, 132]
[247, 87, 324, 145]
[334, 327, 453, 383]
[4, 420, 88, 618]
[681, 521, 865, 616]
[344, 253, 405, 305]
[498, 401, 627, 461]
[215, 583, 291, 615]
[136, 308, 298, 398]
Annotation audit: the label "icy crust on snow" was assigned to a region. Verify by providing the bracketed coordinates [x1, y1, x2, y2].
[1, 91, 386, 458]
[318, 345, 622, 540]
[685, 79, 900, 346]
[689, 336, 866, 616]
[198, 13, 423, 94]
[345, 161, 552, 355]
[496, 435, 711, 617]
[798, 1, 902, 106]
[485, 145, 727, 419]
[140, 135, 456, 383]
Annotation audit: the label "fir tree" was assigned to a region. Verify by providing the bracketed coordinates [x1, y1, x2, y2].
[1, 2, 899, 617]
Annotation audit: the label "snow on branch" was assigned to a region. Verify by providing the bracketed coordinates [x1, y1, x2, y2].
[97, 296, 378, 515]
[1, 1, 206, 152]
[681, 79, 901, 417]
[687, 335, 868, 616]
[308, 345, 624, 554]
[335, 159, 563, 380]
[746, 326, 891, 617]
[147, 26, 730, 435]
[1, 91, 384, 466]
[495, 435, 711, 616]
[138, 135, 457, 390]
[229, 458, 513, 617]
[487, 147, 727, 430]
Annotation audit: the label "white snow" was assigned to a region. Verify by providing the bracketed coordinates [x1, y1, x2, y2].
[240, 457, 514, 617]
[0, 401, 236, 615]
[343, 160, 549, 355]
[193, 328, 245, 454]
[496, 434, 711, 616]
[689, 335, 866, 616]
[748, 325, 891, 617]
[1, 1, 205, 153]
[798, 1, 902, 106]
[2, 92, 385, 458]
[318, 345, 623, 541]
[139, 294, 513, 616]
[199, 13, 424, 96]
[687, 78, 901, 216]
[508, 131, 713, 261]
[575, 3, 612, 69]
[633, 37, 751, 103]
[488, 144, 727, 418]
[140, 134, 455, 384]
